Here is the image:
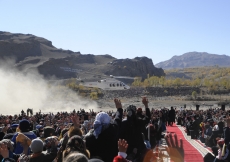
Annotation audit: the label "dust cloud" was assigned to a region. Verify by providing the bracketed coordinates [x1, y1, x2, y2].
[0, 59, 98, 115]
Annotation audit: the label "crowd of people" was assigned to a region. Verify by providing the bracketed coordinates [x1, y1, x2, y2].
[0, 97, 230, 162]
[176, 107, 230, 161]
[0, 97, 171, 162]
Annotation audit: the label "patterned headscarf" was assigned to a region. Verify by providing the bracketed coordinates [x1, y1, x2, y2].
[126, 105, 136, 118]
[66, 135, 86, 153]
[93, 112, 111, 139]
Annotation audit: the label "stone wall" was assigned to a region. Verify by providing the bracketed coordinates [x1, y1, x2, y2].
[102, 87, 200, 99]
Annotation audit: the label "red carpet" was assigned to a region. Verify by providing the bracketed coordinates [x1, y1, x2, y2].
[166, 124, 203, 162]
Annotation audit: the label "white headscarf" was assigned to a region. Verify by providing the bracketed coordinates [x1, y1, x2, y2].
[93, 112, 111, 139]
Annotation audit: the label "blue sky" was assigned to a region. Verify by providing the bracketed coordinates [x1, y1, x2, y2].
[1, 0, 230, 64]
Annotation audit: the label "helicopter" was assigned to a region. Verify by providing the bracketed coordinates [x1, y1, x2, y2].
[80, 75, 133, 90]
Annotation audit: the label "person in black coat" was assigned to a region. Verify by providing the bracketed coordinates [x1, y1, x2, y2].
[190, 115, 200, 139]
[218, 121, 224, 135]
[136, 105, 151, 141]
[84, 99, 123, 162]
[168, 107, 176, 126]
[119, 97, 150, 160]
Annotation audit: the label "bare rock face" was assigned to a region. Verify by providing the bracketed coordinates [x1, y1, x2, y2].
[37, 55, 97, 78]
[105, 57, 165, 78]
[37, 55, 165, 79]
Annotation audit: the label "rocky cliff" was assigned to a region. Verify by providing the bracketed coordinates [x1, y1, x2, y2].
[0, 31, 165, 80]
[106, 57, 164, 78]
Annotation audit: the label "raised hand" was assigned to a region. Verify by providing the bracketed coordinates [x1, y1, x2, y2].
[71, 113, 80, 128]
[164, 132, 184, 162]
[114, 98, 122, 109]
[118, 139, 128, 153]
[142, 97, 148, 107]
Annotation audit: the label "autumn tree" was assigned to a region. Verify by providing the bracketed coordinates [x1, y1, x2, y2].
[174, 78, 182, 87]
[192, 91, 197, 100]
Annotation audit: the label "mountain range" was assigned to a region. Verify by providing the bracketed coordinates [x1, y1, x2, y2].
[1, 31, 229, 80]
[155, 52, 230, 69]
[0, 31, 164, 80]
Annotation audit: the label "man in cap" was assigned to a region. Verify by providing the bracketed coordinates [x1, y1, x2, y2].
[11, 119, 37, 154]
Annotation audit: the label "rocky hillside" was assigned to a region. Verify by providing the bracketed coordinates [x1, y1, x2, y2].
[105, 57, 164, 79]
[155, 52, 230, 69]
[0, 31, 73, 61]
[0, 31, 164, 80]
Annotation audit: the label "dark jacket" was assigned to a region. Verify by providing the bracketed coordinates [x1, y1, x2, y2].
[190, 119, 200, 131]
[0, 149, 56, 162]
[136, 108, 151, 140]
[218, 121, 224, 134]
[168, 109, 176, 122]
[119, 108, 150, 157]
[84, 108, 123, 162]
[224, 127, 230, 146]
[29, 150, 57, 162]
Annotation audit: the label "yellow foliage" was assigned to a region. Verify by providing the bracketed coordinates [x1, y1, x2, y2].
[132, 77, 142, 86]
[78, 85, 85, 90]
[90, 92, 98, 100]
[132, 66, 230, 93]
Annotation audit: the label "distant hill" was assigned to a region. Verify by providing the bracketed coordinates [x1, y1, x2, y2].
[155, 52, 230, 69]
[0, 31, 164, 80]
